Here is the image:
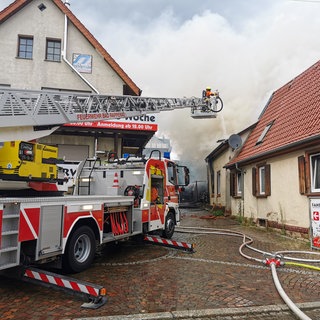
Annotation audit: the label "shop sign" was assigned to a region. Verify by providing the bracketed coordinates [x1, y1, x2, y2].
[310, 198, 320, 249]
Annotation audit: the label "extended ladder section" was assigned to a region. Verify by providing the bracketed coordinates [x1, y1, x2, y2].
[0, 88, 207, 129]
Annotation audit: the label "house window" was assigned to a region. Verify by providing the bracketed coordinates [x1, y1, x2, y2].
[299, 153, 320, 195]
[217, 171, 221, 195]
[18, 36, 33, 59]
[310, 153, 320, 192]
[46, 39, 61, 61]
[252, 164, 271, 197]
[230, 171, 242, 198]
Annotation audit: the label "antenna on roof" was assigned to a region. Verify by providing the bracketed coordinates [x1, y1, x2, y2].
[228, 134, 242, 150]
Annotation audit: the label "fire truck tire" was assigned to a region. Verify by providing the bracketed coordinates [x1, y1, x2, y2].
[63, 226, 96, 273]
[162, 212, 175, 239]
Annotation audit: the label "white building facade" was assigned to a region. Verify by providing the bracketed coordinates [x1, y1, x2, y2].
[0, 0, 156, 161]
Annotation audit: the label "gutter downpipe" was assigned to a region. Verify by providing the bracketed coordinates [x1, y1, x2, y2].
[62, 8, 100, 157]
[62, 13, 99, 94]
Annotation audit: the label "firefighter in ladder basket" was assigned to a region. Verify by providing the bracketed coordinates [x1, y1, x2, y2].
[202, 86, 223, 113]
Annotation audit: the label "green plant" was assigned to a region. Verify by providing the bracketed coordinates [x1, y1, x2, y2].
[279, 203, 286, 235]
[234, 215, 255, 226]
[211, 209, 224, 217]
[235, 214, 244, 224]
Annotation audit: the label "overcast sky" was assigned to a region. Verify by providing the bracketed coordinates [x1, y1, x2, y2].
[2, 0, 320, 180]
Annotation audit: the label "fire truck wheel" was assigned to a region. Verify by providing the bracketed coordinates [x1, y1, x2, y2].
[63, 225, 96, 273]
[162, 212, 175, 239]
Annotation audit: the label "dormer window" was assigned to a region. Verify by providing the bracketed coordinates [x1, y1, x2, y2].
[256, 121, 274, 145]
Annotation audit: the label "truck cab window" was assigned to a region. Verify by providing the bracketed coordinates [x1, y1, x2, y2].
[167, 162, 176, 185]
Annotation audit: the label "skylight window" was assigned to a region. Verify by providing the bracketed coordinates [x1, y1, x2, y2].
[256, 121, 274, 145]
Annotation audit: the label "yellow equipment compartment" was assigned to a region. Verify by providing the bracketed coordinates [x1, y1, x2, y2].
[0, 141, 59, 181]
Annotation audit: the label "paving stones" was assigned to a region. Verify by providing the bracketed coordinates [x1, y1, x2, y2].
[0, 207, 319, 320]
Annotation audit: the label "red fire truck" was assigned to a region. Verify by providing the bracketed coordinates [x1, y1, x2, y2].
[0, 88, 222, 273]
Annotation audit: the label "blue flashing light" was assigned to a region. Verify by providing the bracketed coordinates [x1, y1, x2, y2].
[164, 152, 171, 159]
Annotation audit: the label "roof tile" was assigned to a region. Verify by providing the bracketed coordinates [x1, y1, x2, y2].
[227, 60, 320, 166]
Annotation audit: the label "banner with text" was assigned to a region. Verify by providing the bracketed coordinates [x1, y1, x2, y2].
[64, 114, 158, 132]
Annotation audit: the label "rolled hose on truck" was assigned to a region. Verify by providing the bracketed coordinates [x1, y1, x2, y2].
[176, 226, 320, 320]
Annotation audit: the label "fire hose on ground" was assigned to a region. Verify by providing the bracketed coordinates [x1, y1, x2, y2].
[176, 226, 320, 320]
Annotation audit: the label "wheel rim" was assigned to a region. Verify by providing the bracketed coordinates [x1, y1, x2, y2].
[73, 234, 91, 263]
[166, 216, 175, 234]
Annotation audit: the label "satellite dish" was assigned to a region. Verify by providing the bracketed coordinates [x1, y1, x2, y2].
[228, 134, 242, 149]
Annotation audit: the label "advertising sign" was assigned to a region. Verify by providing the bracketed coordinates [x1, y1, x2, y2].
[72, 54, 92, 73]
[310, 198, 320, 249]
[57, 162, 80, 188]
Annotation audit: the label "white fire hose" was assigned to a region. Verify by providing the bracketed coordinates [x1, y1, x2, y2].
[177, 226, 320, 320]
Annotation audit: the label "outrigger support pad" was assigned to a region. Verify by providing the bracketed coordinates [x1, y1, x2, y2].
[22, 266, 107, 309]
[81, 295, 108, 309]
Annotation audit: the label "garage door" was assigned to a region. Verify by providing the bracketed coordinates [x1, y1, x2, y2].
[58, 144, 89, 161]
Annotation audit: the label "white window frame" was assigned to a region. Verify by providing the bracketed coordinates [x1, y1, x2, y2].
[310, 153, 320, 192]
[259, 166, 266, 195]
[237, 172, 242, 195]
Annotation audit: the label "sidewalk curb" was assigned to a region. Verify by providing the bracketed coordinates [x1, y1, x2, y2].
[73, 301, 320, 320]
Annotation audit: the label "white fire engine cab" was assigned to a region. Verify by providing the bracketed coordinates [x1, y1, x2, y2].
[0, 88, 223, 273]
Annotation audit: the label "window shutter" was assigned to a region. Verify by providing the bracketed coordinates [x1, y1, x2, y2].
[265, 164, 271, 196]
[252, 167, 257, 196]
[298, 156, 306, 195]
[230, 172, 236, 197]
[211, 171, 215, 195]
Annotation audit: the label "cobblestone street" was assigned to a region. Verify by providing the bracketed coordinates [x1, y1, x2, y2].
[1, 206, 320, 320]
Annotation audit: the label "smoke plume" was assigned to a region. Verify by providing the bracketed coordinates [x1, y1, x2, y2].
[3, 1, 320, 181]
[105, 2, 320, 181]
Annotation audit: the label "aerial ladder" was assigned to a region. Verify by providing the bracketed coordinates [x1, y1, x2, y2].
[0, 87, 223, 142]
[0, 88, 223, 189]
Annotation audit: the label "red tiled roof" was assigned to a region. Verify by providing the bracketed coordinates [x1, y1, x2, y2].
[0, 0, 141, 96]
[0, 0, 30, 21]
[227, 60, 320, 167]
